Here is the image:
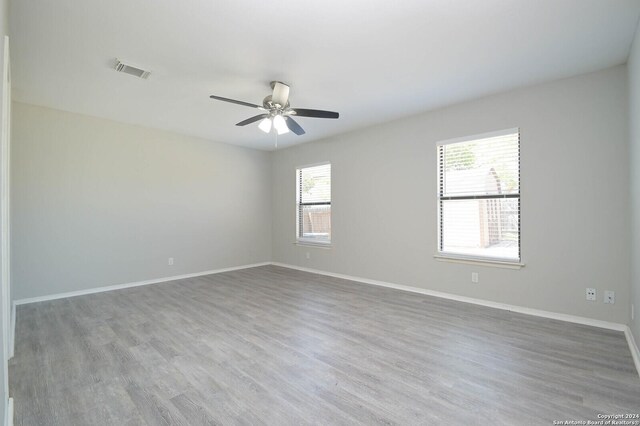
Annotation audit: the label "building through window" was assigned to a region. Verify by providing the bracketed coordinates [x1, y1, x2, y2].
[437, 129, 520, 262]
[296, 163, 331, 244]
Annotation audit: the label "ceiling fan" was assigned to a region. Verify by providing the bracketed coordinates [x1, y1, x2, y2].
[209, 81, 339, 136]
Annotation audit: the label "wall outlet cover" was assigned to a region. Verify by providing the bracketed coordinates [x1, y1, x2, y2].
[586, 288, 596, 301]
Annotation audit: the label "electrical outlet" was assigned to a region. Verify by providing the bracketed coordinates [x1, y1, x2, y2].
[586, 288, 596, 301]
[168, 257, 174, 266]
[305, 252, 310, 260]
[604, 291, 615, 304]
[471, 272, 479, 283]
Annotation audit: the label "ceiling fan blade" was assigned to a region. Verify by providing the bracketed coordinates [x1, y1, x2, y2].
[210, 95, 264, 109]
[271, 82, 290, 107]
[284, 116, 305, 135]
[291, 108, 339, 119]
[236, 114, 269, 126]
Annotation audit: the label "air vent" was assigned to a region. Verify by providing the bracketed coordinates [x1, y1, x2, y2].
[114, 59, 150, 79]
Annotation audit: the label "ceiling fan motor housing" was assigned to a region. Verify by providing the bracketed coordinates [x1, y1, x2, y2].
[262, 95, 290, 113]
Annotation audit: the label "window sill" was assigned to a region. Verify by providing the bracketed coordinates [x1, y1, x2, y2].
[295, 240, 332, 249]
[433, 254, 524, 269]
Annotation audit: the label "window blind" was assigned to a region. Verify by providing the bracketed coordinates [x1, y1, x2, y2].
[438, 129, 520, 261]
[297, 163, 331, 243]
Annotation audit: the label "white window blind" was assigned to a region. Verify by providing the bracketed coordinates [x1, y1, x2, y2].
[296, 163, 331, 244]
[438, 129, 520, 262]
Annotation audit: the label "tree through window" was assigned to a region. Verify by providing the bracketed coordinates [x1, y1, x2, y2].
[437, 129, 520, 262]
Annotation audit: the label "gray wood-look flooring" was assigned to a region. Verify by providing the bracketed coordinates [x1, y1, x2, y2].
[9, 265, 640, 425]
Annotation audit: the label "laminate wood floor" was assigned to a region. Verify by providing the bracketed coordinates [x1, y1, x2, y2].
[9, 265, 640, 425]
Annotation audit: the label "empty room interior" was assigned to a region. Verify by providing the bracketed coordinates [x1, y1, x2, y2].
[1, 0, 640, 424]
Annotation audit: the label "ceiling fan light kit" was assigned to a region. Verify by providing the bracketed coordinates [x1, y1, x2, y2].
[209, 81, 339, 137]
[272, 115, 289, 135]
[258, 117, 272, 133]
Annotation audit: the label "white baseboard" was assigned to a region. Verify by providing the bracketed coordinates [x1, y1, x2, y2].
[10, 260, 639, 378]
[271, 262, 627, 332]
[5, 397, 12, 426]
[272, 262, 640, 377]
[13, 262, 271, 306]
[8, 302, 14, 359]
[625, 327, 640, 379]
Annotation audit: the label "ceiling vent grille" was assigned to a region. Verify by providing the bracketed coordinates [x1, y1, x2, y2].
[114, 59, 150, 79]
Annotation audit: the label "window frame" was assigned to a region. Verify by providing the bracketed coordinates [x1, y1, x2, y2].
[296, 161, 332, 246]
[436, 128, 522, 266]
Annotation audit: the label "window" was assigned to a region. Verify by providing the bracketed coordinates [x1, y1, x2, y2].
[437, 129, 520, 262]
[296, 163, 331, 244]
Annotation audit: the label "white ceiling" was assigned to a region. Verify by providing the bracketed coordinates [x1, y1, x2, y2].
[10, 0, 640, 150]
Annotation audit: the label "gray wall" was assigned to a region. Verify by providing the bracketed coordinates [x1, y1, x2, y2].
[0, 0, 8, 421]
[11, 102, 272, 300]
[630, 25, 640, 342]
[272, 65, 630, 324]
[9, 64, 634, 326]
